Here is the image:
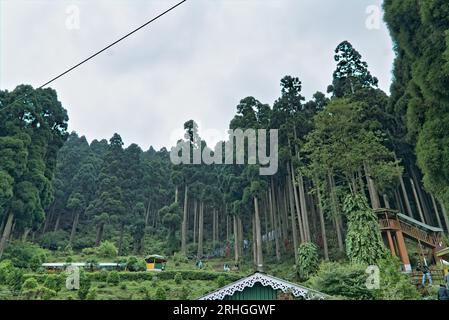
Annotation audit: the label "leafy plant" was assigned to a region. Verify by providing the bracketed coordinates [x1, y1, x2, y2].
[296, 242, 319, 281]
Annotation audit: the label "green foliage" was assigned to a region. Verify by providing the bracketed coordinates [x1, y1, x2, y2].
[106, 271, 121, 285]
[296, 242, 319, 281]
[97, 241, 118, 258]
[77, 271, 91, 300]
[216, 275, 226, 287]
[86, 287, 98, 300]
[2, 241, 48, 269]
[174, 272, 183, 285]
[307, 262, 374, 300]
[343, 194, 385, 265]
[21, 277, 56, 300]
[374, 254, 420, 300]
[126, 256, 146, 272]
[40, 231, 70, 251]
[155, 287, 167, 300]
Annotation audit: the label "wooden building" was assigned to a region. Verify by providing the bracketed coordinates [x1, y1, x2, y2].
[376, 208, 445, 272]
[145, 254, 167, 271]
[199, 272, 327, 300]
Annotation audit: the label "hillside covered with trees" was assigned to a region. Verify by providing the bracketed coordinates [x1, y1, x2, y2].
[1, 1, 449, 300]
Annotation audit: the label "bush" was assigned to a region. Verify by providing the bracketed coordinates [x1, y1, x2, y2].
[179, 286, 191, 299]
[374, 254, 420, 300]
[296, 242, 319, 281]
[40, 231, 69, 251]
[126, 256, 146, 272]
[216, 275, 226, 287]
[155, 287, 167, 300]
[107, 271, 121, 285]
[86, 287, 98, 300]
[77, 271, 91, 300]
[2, 241, 48, 269]
[21, 277, 39, 291]
[0, 260, 24, 293]
[307, 262, 375, 300]
[97, 241, 118, 258]
[43, 274, 64, 292]
[174, 273, 183, 285]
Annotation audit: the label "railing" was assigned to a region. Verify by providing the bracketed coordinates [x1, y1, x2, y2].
[409, 269, 444, 285]
[399, 220, 441, 247]
[378, 219, 400, 230]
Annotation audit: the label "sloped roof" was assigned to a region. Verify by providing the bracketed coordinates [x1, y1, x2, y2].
[199, 272, 328, 300]
[397, 213, 444, 233]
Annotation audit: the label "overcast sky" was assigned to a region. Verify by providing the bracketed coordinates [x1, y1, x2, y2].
[1, 0, 394, 150]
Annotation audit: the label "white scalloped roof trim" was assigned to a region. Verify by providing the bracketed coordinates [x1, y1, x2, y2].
[199, 273, 327, 300]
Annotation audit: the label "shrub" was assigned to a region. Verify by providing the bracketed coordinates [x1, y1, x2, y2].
[86, 287, 98, 300]
[2, 241, 48, 269]
[40, 231, 69, 251]
[126, 256, 146, 272]
[43, 274, 64, 292]
[374, 254, 420, 300]
[107, 271, 121, 285]
[120, 283, 127, 290]
[97, 241, 118, 258]
[77, 271, 91, 300]
[180, 286, 191, 299]
[216, 275, 226, 287]
[155, 287, 167, 300]
[22, 277, 39, 291]
[307, 262, 375, 300]
[0, 260, 24, 293]
[296, 242, 319, 281]
[174, 273, 183, 285]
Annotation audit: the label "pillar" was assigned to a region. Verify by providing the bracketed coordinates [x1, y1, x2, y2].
[395, 230, 411, 272]
[386, 231, 396, 256]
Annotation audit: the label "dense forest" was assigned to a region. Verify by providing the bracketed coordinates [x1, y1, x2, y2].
[1, 1, 449, 300]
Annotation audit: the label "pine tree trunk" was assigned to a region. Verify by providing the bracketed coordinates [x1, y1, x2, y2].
[270, 181, 281, 261]
[329, 174, 344, 252]
[365, 162, 381, 209]
[175, 186, 178, 203]
[43, 203, 55, 234]
[193, 199, 198, 245]
[233, 215, 239, 265]
[22, 228, 31, 242]
[290, 162, 305, 243]
[439, 200, 449, 234]
[212, 208, 216, 248]
[69, 210, 80, 244]
[118, 223, 124, 255]
[287, 175, 299, 262]
[181, 185, 188, 255]
[298, 173, 311, 242]
[315, 178, 329, 260]
[95, 223, 104, 246]
[53, 212, 61, 231]
[431, 195, 443, 229]
[411, 166, 433, 224]
[197, 202, 204, 258]
[238, 216, 243, 257]
[383, 194, 391, 209]
[254, 196, 264, 271]
[252, 216, 257, 266]
[0, 212, 14, 258]
[410, 178, 426, 223]
[395, 153, 413, 217]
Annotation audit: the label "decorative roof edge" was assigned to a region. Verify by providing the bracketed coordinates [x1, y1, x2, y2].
[199, 272, 328, 300]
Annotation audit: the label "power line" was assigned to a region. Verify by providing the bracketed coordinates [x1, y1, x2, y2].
[0, 0, 188, 113]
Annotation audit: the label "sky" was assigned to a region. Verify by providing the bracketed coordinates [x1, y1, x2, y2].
[0, 0, 395, 150]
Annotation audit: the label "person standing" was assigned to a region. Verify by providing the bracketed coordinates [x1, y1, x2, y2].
[417, 262, 433, 287]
